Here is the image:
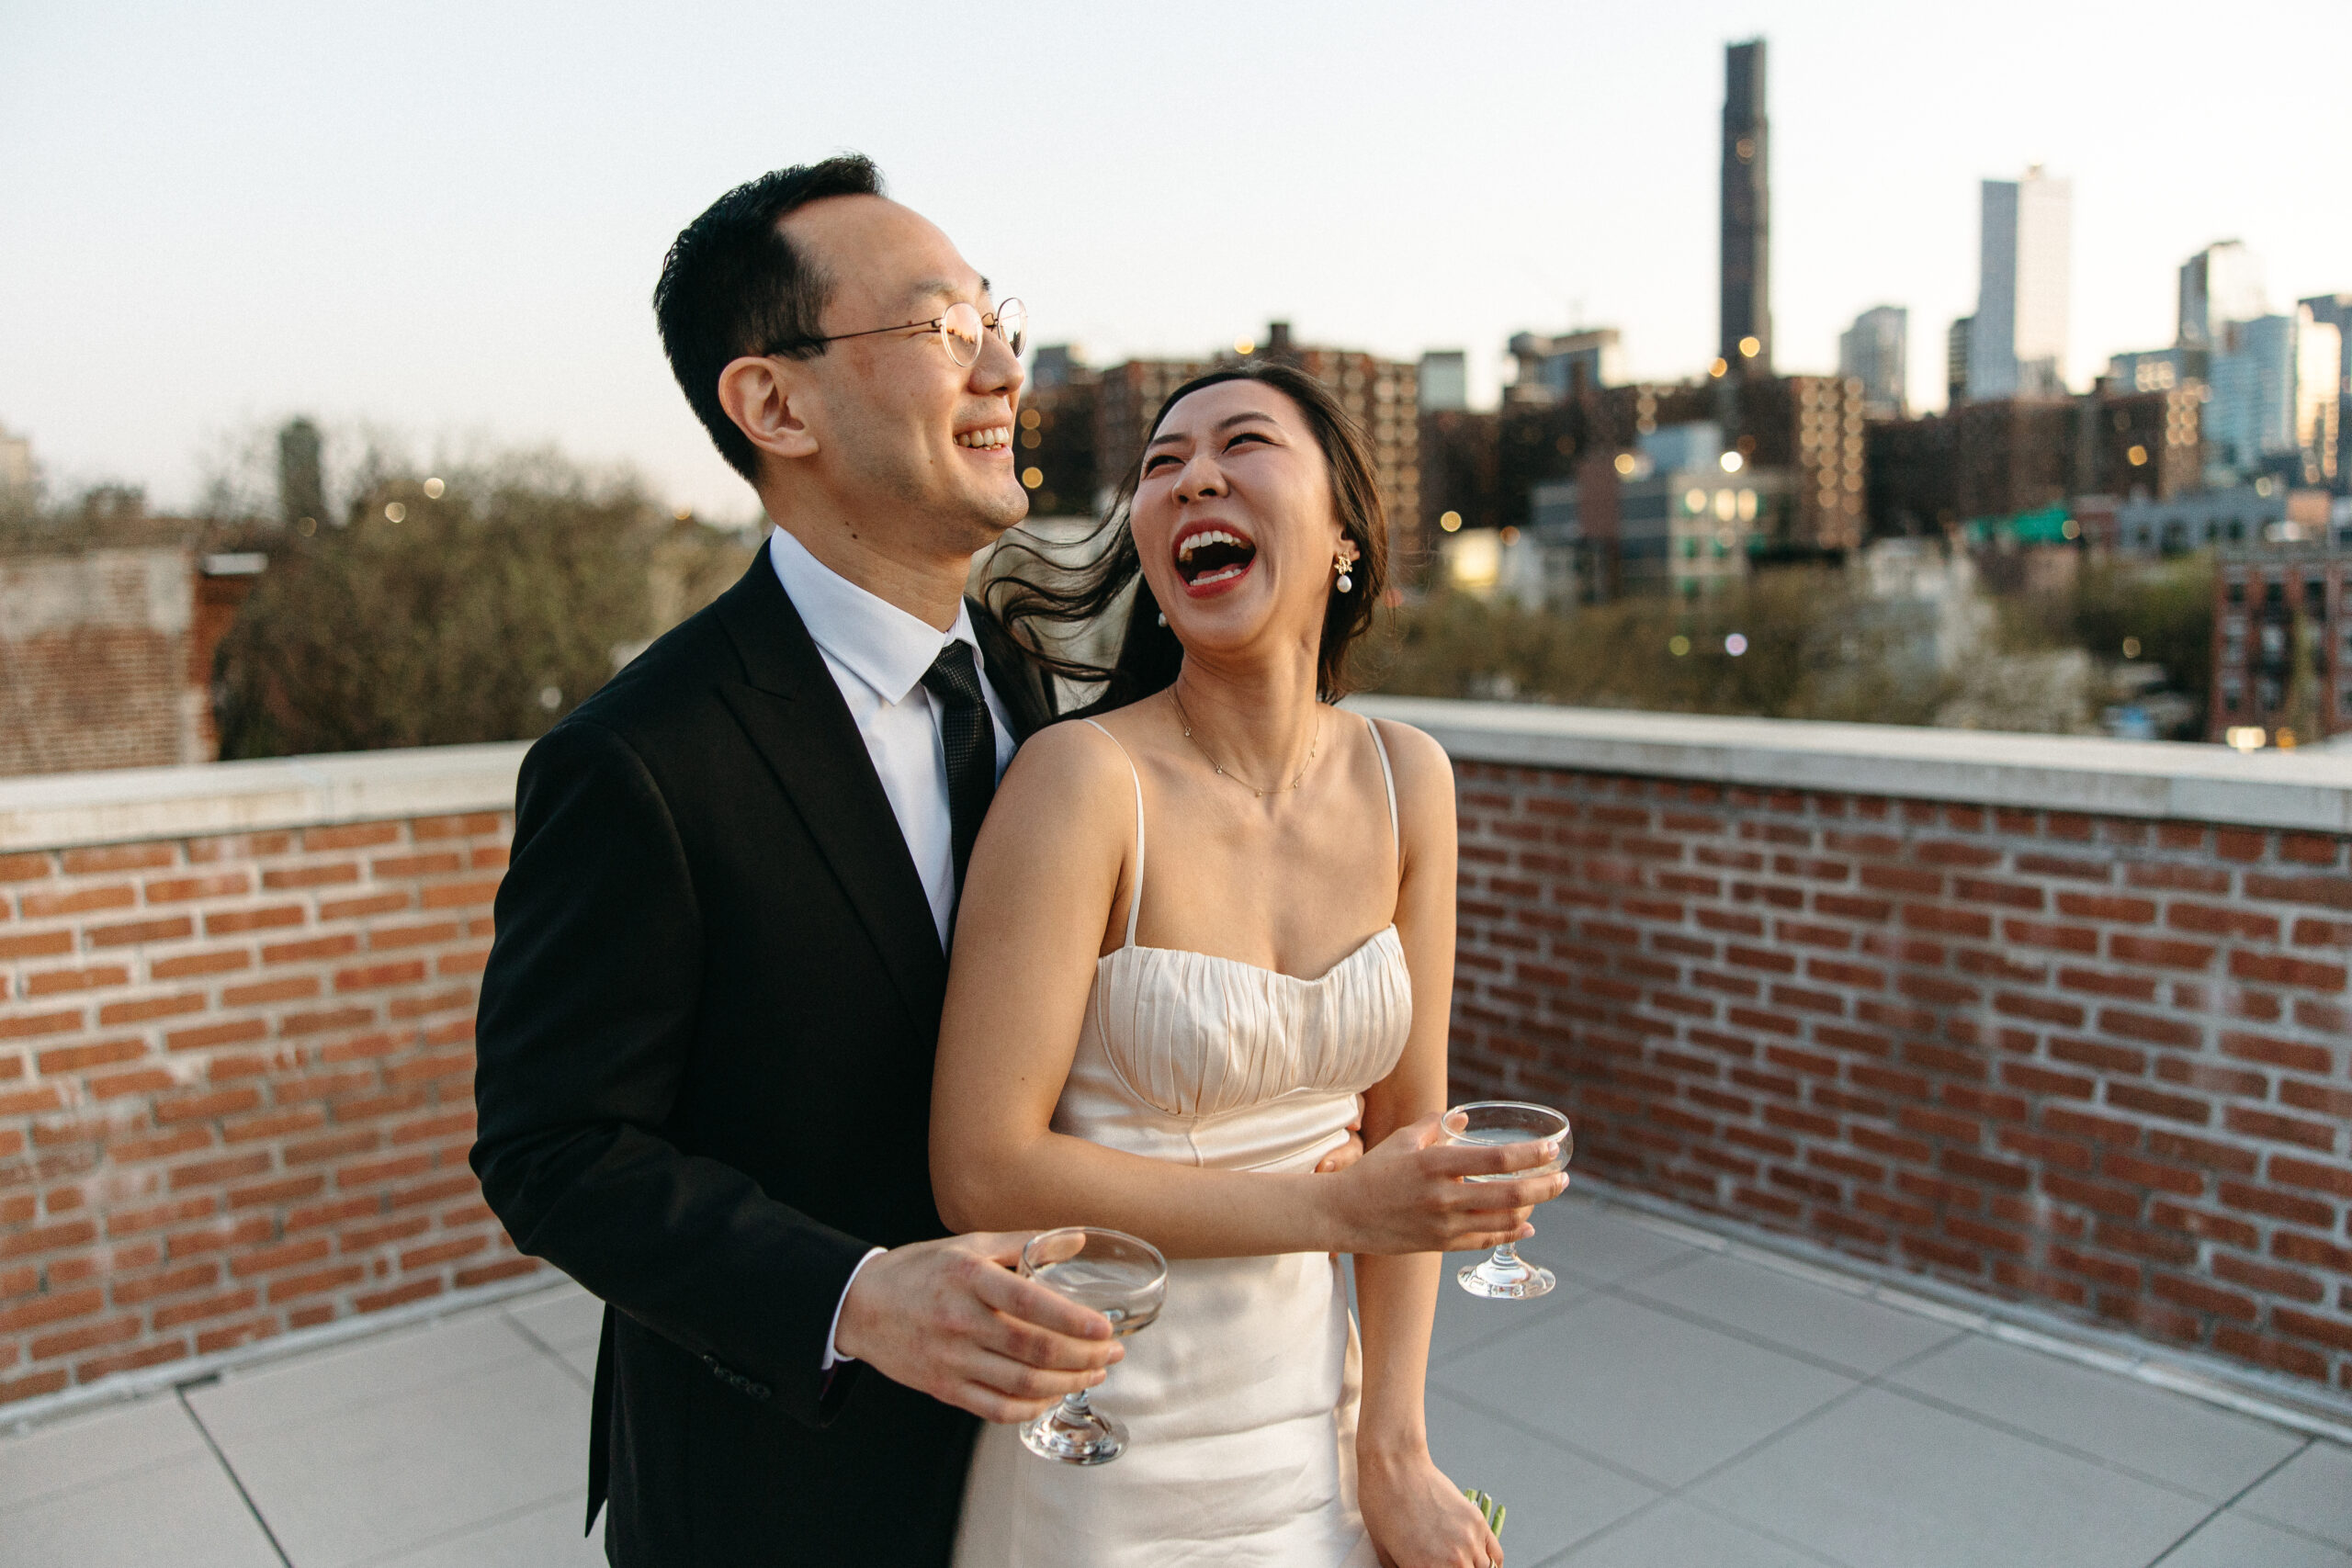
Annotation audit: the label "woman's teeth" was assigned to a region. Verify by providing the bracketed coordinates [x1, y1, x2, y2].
[955, 427, 1010, 449]
[1177, 528, 1246, 561]
[1190, 564, 1247, 586]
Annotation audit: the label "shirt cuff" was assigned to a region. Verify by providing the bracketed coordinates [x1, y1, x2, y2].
[821, 1247, 888, 1370]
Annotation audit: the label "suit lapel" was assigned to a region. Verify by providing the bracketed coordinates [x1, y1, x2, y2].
[712, 556, 947, 1024]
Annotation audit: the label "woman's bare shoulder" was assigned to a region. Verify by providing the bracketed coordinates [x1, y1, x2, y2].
[1366, 716, 1452, 797]
[993, 713, 1145, 824]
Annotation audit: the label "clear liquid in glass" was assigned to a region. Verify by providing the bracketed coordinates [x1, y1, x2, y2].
[1446, 1101, 1572, 1300]
[1018, 1228, 1168, 1466]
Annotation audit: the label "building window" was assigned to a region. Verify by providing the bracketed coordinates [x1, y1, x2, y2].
[2222, 679, 2243, 713]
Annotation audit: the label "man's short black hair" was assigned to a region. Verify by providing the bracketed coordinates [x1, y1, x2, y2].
[653, 154, 885, 483]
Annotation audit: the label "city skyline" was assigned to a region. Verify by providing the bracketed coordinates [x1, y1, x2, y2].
[3, 0, 2347, 520]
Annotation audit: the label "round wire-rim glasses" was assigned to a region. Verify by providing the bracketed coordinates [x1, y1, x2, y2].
[774, 297, 1025, 368]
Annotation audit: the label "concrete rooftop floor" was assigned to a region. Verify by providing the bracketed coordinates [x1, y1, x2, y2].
[3, 1194, 2349, 1568]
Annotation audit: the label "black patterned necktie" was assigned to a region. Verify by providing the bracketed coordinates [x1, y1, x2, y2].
[920, 641, 998, 904]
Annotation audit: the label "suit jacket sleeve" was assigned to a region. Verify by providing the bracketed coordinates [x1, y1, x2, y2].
[470, 717, 871, 1427]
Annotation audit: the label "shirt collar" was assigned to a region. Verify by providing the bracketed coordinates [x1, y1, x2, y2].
[767, 525, 982, 706]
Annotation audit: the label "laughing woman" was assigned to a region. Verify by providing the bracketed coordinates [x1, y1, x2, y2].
[930, 363, 1566, 1568]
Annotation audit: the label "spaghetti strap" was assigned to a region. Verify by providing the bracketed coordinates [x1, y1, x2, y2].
[1363, 715, 1400, 869]
[1080, 719, 1147, 949]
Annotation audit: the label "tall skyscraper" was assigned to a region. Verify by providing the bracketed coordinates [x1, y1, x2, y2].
[2300, 293, 2352, 491]
[1720, 39, 1770, 376]
[1967, 166, 2072, 401]
[1838, 306, 1908, 418]
[276, 417, 325, 529]
[1946, 316, 1973, 410]
[2292, 308, 2342, 486]
[1418, 351, 1468, 412]
[2178, 241, 2267, 373]
[2207, 314, 2296, 478]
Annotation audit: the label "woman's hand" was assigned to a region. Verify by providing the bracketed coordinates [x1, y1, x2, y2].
[1360, 1446, 1503, 1568]
[1319, 1111, 1566, 1256]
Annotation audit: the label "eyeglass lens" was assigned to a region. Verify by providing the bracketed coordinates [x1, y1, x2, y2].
[939, 299, 1028, 367]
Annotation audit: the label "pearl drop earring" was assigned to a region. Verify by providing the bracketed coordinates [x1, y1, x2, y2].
[1335, 552, 1354, 594]
[1157, 610, 1168, 626]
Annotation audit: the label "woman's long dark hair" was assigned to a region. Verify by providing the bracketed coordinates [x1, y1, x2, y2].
[986, 361, 1390, 713]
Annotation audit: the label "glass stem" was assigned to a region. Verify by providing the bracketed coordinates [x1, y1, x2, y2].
[1059, 1389, 1092, 1420]
[1489, 1241, 1524, 1267]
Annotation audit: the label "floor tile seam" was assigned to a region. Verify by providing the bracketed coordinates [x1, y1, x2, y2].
[187, 1339, 552, 1446]
[1590, 1275, 1945, 1383]
[2142, 1438, 2318, 1567]
[2231, 1477, 2352, 1557]
[1868, 1375, 2272, 1506]
[1532, 1485, 1863, 1568]
[0, 1272, 568, 1437]
[175, 1384, 294, 1568]
[1427, 1290, 1597, 1368]
[501, 1307, 594, 1392]
[1423, 1382, 1680, 1495]
[337, 1483, 584, 1568]
[1648, 1334, 1957, 1517]
[0, 1443, 219, 1522]
[1568, 1183, 2352, 1444]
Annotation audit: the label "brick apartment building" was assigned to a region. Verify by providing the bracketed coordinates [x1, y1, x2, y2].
[2211, 547, 2349, 744]
[0, 547, 261, 778]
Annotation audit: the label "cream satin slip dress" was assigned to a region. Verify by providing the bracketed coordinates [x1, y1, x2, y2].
[952, 714, 1411, 1568]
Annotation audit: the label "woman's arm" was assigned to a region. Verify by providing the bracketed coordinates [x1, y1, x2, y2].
[929, 721, 1560, 1261]
[1354, 721, 1509, 1568]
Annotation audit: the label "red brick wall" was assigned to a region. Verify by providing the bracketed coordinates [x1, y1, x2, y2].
[1447, 762, 2352, 1393]
[0, 810, 526, 1408]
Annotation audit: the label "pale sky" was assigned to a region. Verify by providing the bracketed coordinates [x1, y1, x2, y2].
[5, 0, 2348, 522]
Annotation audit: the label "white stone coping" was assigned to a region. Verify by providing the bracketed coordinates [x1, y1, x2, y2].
[6, 699, 2352, 852]
[1353, 696, 2352, 835]
[0, 744, 528, 853]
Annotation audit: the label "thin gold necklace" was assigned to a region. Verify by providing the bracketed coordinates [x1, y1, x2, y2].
[1169, 685, 1320, 799]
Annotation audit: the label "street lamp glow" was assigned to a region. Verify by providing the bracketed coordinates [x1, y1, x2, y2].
[1719, 451, 1744, 473]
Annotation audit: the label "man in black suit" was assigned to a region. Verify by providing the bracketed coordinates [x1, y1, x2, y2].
[470, 156, 1121, 1567]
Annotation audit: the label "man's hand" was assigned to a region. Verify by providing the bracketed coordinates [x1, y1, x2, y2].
[1322, 1112, 1568, 1256]
[832, 1233, 1123, 1423]
[1315, 1116, 1367, 1175]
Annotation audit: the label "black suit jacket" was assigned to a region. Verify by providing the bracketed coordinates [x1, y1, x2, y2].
[471, 551, 1054, 1567]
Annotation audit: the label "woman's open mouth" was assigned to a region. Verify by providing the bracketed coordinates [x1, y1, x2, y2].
[1173, 525, 1257, 593]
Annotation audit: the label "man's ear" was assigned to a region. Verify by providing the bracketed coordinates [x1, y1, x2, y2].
[718, 355, 821, 466]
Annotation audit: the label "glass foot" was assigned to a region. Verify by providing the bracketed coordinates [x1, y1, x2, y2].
[1458, 1253, 1556, 1299]
[1020, 1400, 1127, 1465]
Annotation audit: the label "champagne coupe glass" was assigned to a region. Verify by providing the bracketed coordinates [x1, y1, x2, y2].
[1447, 1100, 1572, 1299]
[1017, 1226, 1168, 1465]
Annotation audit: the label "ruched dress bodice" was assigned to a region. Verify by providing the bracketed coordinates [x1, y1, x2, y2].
[952, 716, 1411, 1568]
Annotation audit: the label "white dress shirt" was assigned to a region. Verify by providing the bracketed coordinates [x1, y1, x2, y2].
[766, 525, 1019, 1369]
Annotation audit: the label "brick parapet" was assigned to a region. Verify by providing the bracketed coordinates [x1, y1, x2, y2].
[1439, 758, 2351, 1393]
[6, 716, 2350, 1409]
[0, 795, 523, 1407]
